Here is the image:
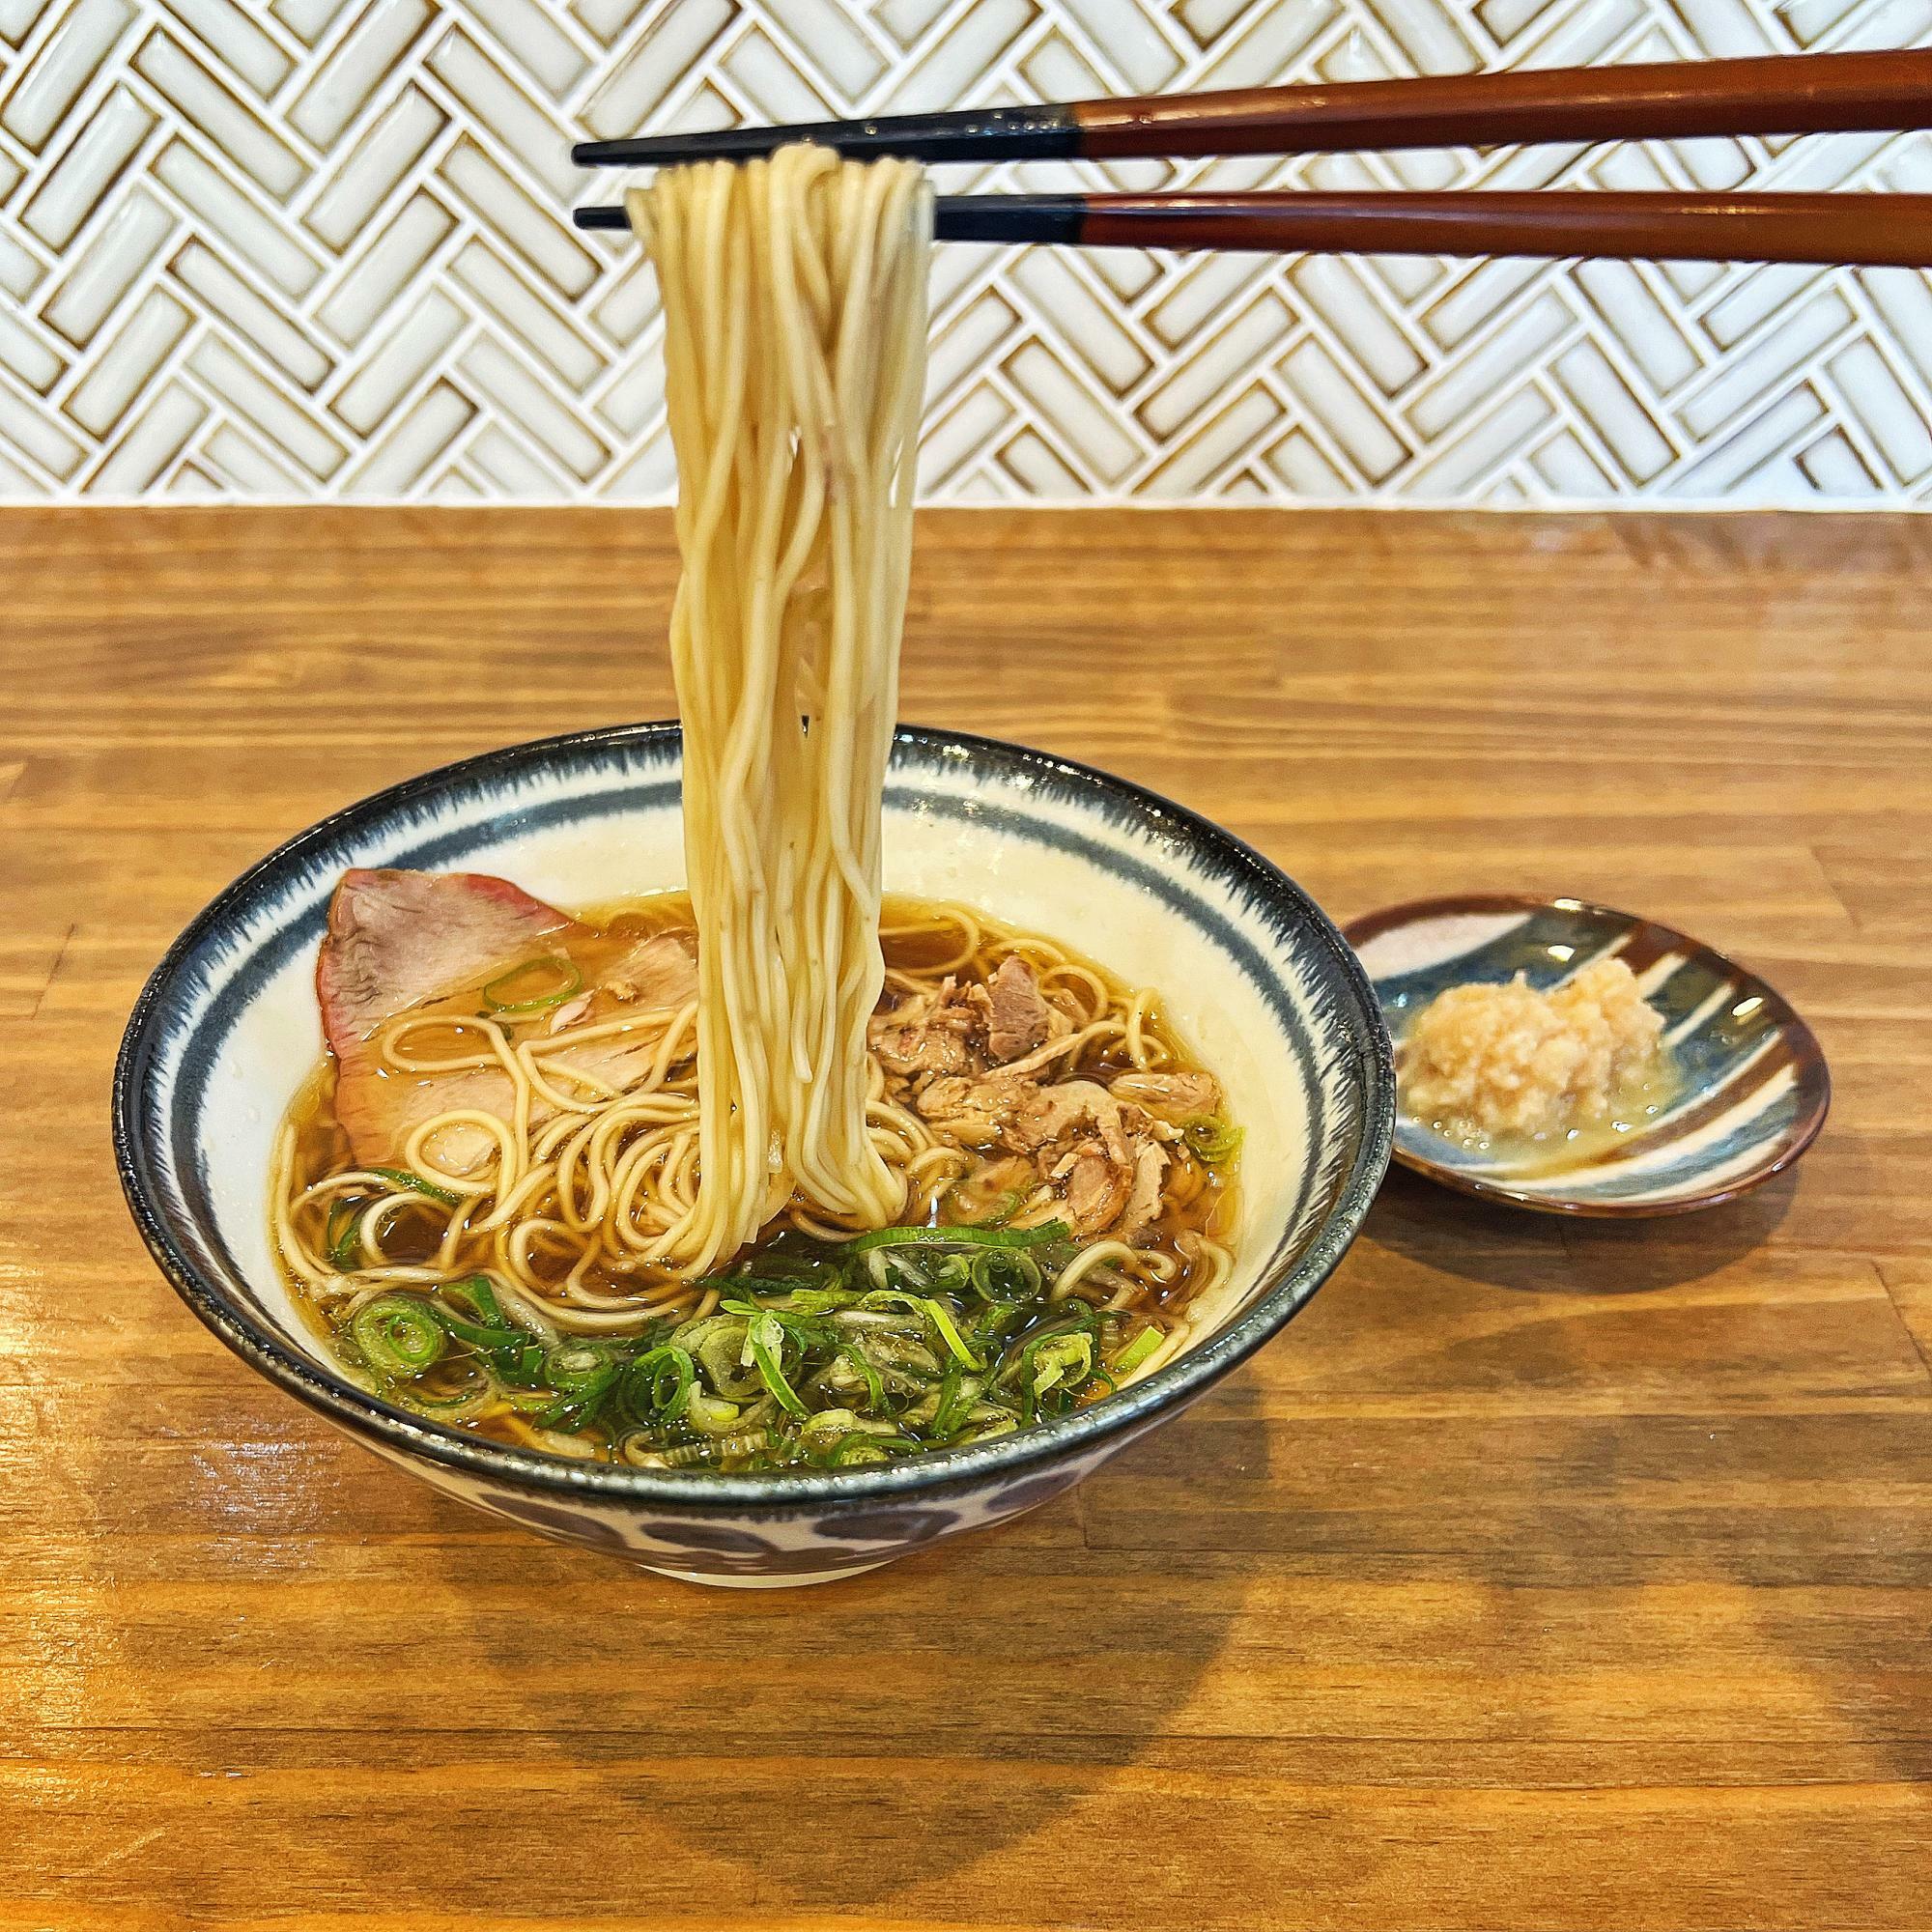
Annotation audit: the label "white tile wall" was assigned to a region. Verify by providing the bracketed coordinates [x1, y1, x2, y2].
[1, 0, 1930, 505]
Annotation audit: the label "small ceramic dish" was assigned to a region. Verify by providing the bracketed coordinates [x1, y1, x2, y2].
[1342, 894, 1829, 1218]
[116, 723, 1393, 1587]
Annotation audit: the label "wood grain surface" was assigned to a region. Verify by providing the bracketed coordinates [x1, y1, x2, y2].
[1, 505, 1927, 1931]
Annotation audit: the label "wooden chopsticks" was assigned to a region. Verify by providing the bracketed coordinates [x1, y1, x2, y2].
[569, 49, 1932, 269]
[572, 47, 1932, 168]
[573, 189, 1932, 268]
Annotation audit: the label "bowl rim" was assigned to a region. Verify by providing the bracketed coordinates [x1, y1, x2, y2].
[1342, 890, 1830, 1219]
[116, 721, 1394, 1510]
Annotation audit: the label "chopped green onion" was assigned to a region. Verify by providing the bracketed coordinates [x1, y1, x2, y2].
[949, 1186, 1021, 1229]
[443, 1274, 503, 1324]
[435, 1312, 527, 1351]
[923, 1253, 974, 1298]
[930, 1362, 967, 1438]
[798, 1407, 863, 1444]
[684, 1390, 742, 1435]
[857, 1289, 984, 1370]
[827, 1432, 920, 1465]
[505, 1388, 565, 1415]
[1027, 1331, 1094, 1402]
[1004, 1316, 1102, 1419]
[622, 1345, 695, 1424]
[325, 1197, 363, 1269]
[838, 1220, 1070, 1256]
[835, 1344, 884, 1412]
[368, 1166, 462, 1208]
[745, 1313, 809, 1420]
[920, 1298, 981, 1369]
[494, 1343, 549, 1387]
[534, 1341, 622, 1430]
[1181, 1115, 1244, 1165]
[430, 1281, 531, 1358]
[956, 1407, 1019, 1444]
[737, 1249, 847, 1288]
[780, 1285, 860, 1315]
[352, 1293, 446, 1378]
[676, 1315, 763, 1402]
[543, 1340, 619, 1384]
[318, 1132, 1190, 1465]
[407, 1377, 496, 1424]
[968, 1246, 1043, 1302]
[481, 954, 583, 1014]
[966, 1299, 1027, 1355]
[718, 1297, 840, 1350]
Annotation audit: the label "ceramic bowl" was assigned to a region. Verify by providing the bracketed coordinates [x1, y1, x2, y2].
[116, 723, 1393, 1587]
[1344, 893, 1829, 1217]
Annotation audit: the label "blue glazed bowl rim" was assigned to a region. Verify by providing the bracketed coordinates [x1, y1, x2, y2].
[115, 721, 1394, 1512]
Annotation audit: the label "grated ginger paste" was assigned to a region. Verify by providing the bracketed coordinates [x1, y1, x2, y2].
[1400, 956, 1666, 1144]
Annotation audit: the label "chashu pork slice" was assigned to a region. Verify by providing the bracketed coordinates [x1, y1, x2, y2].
[317, 867, 696, 1169]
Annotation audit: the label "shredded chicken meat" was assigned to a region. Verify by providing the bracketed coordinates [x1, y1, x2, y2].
[871, 958, 1218, 1244]
[986, 953, 1054, 1062]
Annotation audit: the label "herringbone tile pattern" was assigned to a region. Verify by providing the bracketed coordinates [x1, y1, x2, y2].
[1, 0, 1929, 503]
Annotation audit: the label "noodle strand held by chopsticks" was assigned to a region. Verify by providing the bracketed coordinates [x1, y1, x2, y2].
[627, 147, 934, 1275]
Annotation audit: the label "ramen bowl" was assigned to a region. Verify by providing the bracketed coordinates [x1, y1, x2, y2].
[116, 724, 1392, 1587]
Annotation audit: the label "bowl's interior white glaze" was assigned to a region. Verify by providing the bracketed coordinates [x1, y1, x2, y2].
[170, 734, 1355, 1397]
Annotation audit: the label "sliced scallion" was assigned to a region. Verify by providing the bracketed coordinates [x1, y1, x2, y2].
[780, 1285, 860, 1315]
[1181, 1115, 1244, 1165]
[679, 1315, 761, 1402]
[352, 1293, 447, 1378]
[437, 1313, 528, 1351]
[444, 1274, 503, 1324]
[534, 1341, 622, 1430]
[368, 1166, 462, 1208]
[482, 955, 582, 1014]
[622, 1345, 696, 1424]
[857, 1289, 984, 1370]
[827, 1432, 920, 1465]
[838, 1220, 1070, 1256]
[834, 1343, 885, 1412]
[684, 1390, 742, 1435]
[968, 1246, 1043, 1302]
[1027, 1331, 1094, 1401]
[325, 1197, 363, 1269]
[745, 1313, 809, 1419]
[930, 1362, 966, 1437]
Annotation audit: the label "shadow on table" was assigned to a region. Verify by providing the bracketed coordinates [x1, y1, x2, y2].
[450, 1385, 1268, 1908]
[1363, 1161, 1795, 1295]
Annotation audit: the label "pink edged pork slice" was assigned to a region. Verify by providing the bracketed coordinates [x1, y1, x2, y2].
[317, 868, 696, 1168]
[319, 868, 578, 1048]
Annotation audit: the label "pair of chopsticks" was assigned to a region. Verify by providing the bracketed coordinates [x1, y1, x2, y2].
[571, 48, 1932, 268]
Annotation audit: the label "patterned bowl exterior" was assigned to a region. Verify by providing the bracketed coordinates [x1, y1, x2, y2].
[1345, 894, 1830, 1218]
[116, 724, 1393, 1586]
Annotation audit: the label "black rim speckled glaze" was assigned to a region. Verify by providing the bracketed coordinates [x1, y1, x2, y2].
[115, 723, 1394, 1516]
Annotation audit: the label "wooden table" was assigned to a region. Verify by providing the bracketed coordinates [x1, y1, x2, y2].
[2, 506, 1927, 1930]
